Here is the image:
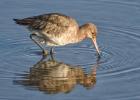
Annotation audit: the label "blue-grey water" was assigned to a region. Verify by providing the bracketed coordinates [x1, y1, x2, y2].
[0, 0, 140, 100]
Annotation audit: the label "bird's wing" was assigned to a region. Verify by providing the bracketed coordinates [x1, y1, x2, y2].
[37, 13, 78, 35]
[14, 13, 78, 35]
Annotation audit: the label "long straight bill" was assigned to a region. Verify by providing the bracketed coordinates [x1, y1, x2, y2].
[92, 38, 100, 56]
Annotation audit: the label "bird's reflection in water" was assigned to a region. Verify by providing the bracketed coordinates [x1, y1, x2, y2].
[15, 55, 100, 94]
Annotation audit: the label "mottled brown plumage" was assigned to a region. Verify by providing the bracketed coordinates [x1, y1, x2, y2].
[14, 13, 78, 34]
[14, 13, 100, 56]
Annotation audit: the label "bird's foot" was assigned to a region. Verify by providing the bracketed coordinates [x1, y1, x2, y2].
[42, 50, 49, 56]
[50, 48, 56, 55]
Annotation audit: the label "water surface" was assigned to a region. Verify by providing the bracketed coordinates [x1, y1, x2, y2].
[0, 0, 140, 100]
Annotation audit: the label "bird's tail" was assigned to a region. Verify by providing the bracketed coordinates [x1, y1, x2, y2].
[13, 18, 34, 26]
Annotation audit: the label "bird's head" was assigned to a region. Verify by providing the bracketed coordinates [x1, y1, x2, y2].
[84, 23, 100, 56]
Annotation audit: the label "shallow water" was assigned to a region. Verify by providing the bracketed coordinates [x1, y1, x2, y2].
[0, 0, 140, 99]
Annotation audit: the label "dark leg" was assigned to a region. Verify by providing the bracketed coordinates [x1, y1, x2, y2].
[30, 34, 48, 55]
[49, 47, 55, 60]
[50, 47, 54, 55]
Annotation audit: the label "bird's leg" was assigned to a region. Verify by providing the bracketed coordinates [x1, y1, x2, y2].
[30, 34, 48, 56]
[50, 53, 55, 60]
[50, 47, 56, 60]
[50, 47, 54, 55]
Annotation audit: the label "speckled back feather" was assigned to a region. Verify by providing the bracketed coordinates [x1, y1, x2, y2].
[13, 13, 78, 35]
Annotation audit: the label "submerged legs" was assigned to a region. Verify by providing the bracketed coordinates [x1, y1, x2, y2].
[50, 47, 54, 55]
[30, 34, 48, 55]
[30, 34, 55, 56]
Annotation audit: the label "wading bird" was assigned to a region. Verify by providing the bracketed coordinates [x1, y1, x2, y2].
[14, 13, 100, 56]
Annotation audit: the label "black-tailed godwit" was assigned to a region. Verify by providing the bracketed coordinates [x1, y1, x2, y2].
[14, 13, 100, 56]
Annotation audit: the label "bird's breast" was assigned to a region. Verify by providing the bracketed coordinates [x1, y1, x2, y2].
[46, 33, 78, 46]
[44, 27, 79, 46]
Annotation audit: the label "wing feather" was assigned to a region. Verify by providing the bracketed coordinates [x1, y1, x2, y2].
[14, 13, 78, 35]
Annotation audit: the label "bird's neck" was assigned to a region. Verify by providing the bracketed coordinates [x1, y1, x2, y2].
[77, 25, 88, 41]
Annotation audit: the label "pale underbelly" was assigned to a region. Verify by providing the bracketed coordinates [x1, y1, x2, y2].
[30, 30, 79, 46]
[46, 38, 77, 46]
[46, 35, 79, 46]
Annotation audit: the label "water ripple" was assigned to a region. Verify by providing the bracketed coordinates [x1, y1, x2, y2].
[99, 0, 140, 8]
[97, 24, 140, 77]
